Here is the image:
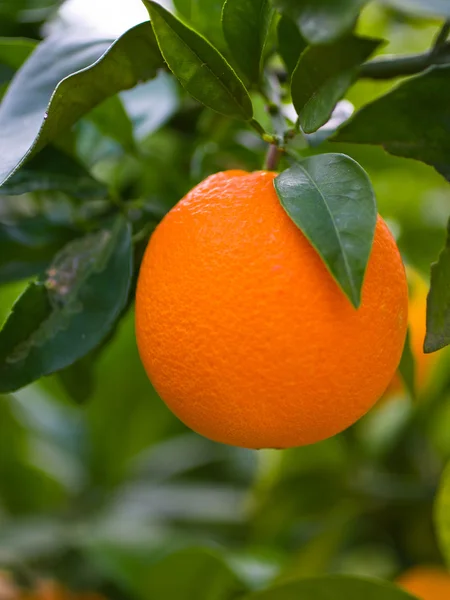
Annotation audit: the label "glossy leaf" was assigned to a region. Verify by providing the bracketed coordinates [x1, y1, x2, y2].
[273, 0, 367, 45]
[383, 0, 450, 17]
[0, 216, 132, 393]
[334, 66, 450, 182]
[0, 146, 108, 198]
[436, 461, 450, 569]
[424, 219, 450, 353]
[277, 15, 307, 76]
[0, 216, 76, 284]
[0, 22, 163, 187]
[222, 0, 274, 85]
[275, 153, 376, 308]
[291, 35, 381, 133]
[144, 0, 253, 120]
[398, 329, 416, 398]
[242, 576, 418, 599]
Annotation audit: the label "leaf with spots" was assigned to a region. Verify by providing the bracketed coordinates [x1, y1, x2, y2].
[0, 216, 132, 393]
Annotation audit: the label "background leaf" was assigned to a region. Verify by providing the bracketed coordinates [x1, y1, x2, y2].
[274, 153, 376, 308]
[273, 0, 368, 45]
[222, 0, 274, 85]
[334, 66, 450, 182]
[291, 34, 381, 133]
[0, 216, 132, 393]
[172, 0, 228, 53]
[398, 329, 416, 399]
[277, 15, 307, 77]
[242, 576, 418, 599]
[144, 0, 253, 120]
[0, 22, 163, 187]
[0, 37, 36, 71]
[0, 216, 76, 285]
[435, 461, 450, 569]
[0, 145, 108, 198]
[424, 219, 450, 353]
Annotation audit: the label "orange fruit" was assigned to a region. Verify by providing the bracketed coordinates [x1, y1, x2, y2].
[383, 268, 441, 399]
[396, 566, 450, 599]
[135, 170, 408, 449]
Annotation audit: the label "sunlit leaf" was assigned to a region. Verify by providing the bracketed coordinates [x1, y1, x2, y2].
[0, 22, 163, 187]
[144, 0, 253, 120]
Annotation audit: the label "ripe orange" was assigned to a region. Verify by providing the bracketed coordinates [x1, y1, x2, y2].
[135, 170, 408, 449]
[396, 566, 450, 599]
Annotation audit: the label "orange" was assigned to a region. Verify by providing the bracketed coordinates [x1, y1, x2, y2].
[396, 566, 450, 599]
[135, 170, 408, 449]
[383, 268, 441, 399]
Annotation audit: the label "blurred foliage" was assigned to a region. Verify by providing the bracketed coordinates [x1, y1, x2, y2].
[1, 0, 450, 599]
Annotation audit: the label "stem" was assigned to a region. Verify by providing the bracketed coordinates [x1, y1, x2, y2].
[432, 19, 450, 55]
[249, 118, 267, 137]
[265, 144, 282, 171]
[359, 52, 432, 80]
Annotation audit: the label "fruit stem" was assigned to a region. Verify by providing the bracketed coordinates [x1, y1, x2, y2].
[265, 144, 282, 171]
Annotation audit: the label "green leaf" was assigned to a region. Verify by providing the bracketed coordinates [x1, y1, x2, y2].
[0, 37, 36, 70]
[87, 95, 136, 152]
[424, 219, 450, 353]
[173, 0, 228, 53]
[93, 546, 247, 600]
[0, 146, 108, 198]
[398, 328, 416, 399]
[222, 0, 274, 85]
[143, 0, 253, 120]
[277, 15, 307, 76]
[274, 153, 376, 308]
[241, 576, 418, 599]
[291, 35, 381, 134]
[334, 66, 450, 183]
[0, 216, 132, 393]
[0, 216, 76, 285]
[273, 0, 368, 45]
[383, 0, 450, 17]
[0, 22, 164, 187]
[436, 461, 450, 569]
[58, 356, 96, 405]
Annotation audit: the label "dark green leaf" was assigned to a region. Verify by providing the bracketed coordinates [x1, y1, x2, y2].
[0, 22, 163, 187]
[0, 216, 132, 393]
[173, 0, 228, 53]
[0, 216, 76, 284]
[0, 146, 108, 198]
[277, 15, 307, 76]
[436, 461, 450, 569]
[291, 35, 381, 134]
[424, 219, 450, 353]
[58, 356, 96, 405]
[274, 153, 376, 308]
[273, 0, 368, 45]
[334, 66, 450, 182]
[383, 0, 450, 17]
[144, 0, 253, 120]
[241, 576, 418, 599]
[0, 37, 36, 70]
[398, 329, 416, 399]
[222, 0, 274, 85]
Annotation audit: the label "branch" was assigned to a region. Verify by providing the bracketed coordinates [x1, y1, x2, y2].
[360, 21, 450, 80]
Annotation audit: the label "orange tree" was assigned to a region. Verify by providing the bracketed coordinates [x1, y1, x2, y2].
[2, 1, 450, 599]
